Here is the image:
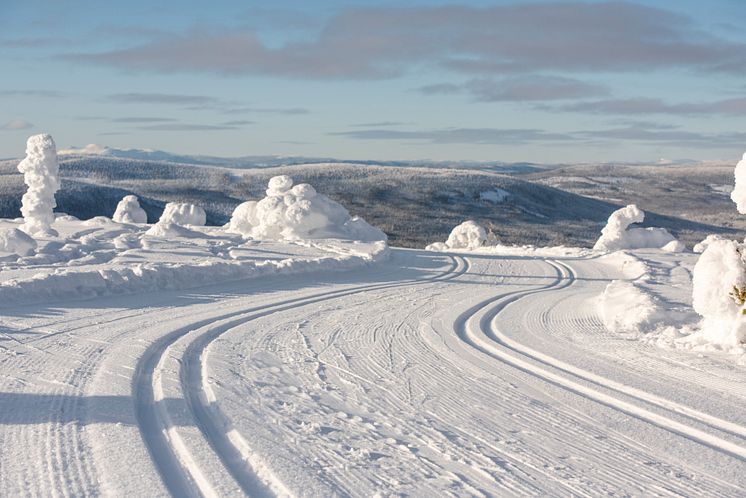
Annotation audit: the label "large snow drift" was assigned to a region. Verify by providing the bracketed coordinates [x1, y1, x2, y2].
[426, 220, 487, 251]
[593, 204, 676, 252]
[17, 134, 60, 236]
[226, 175, 386, 242]
[730, 151, 746, 213]
[158, 202, 206, 226]
[112, 195, 148, 224]
[691, 238, 746, 346]
[0, 228, 37, 256]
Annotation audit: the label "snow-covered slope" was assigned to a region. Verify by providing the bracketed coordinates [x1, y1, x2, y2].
[1, 220, 744, 495]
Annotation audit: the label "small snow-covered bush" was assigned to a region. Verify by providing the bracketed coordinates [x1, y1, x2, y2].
[159, 203, 206, 226]
[693, 234, 723, 254]
[730, 151, 746, 213]
[593, 204, 676, 251]
[113, 195, 147, 224]
[0, 228, 37, 256]
[426, 220, 487, 250]
[226, 175, 386, 242]
[17, 134, 60, 236]
[692, 239, 746, 346]
[598, 280, 663, 335]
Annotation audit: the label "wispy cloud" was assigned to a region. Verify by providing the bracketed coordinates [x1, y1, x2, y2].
[136, 123, 240, 131]
[62, 4, 746, 79]
[558, 97, 746, 115]
[0, 90, 66, 98]
[108, 92, 220, 106]
[221, 120, 255, 126]
[112, 116, 178, 123]
[349, 121, 409, 127]
[418, 76, 609, 102]
[1, 120, 34, 131]
[106, 92, 308, 115]
[332, 127, 573, 144]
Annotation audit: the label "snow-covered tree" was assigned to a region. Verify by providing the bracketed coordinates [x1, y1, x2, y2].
[17, 134, 60, 236]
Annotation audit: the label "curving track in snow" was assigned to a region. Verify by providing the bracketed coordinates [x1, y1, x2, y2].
[1, 248, 745, 496]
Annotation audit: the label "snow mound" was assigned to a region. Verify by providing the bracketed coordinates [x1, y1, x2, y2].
[145, 221, 202, 238]
[480, 189, 510, 203]
[0, 228, 37, 256]
[730, 151, 746, 213]
[17, 134, 60, 236]
[693, 234, 724, 254]
[159, 203, 206, 226]
[593, 204, 676, 251]
[691, 239, 746, 346]
[226, 176, 387, 242]
[661, 240, 687, 253]
[113, 195, 148, 224]
[426, 220, 487, 251]
[598, 280, 663, 335]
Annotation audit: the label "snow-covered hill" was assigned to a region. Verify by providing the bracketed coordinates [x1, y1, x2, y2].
[2, 155, 740, 248]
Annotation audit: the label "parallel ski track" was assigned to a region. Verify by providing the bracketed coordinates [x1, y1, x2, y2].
[455, 256, 746, 463]
[134, 254, 468, 497]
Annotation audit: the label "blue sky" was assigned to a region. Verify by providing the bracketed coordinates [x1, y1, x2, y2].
[1, 0, 745, 162]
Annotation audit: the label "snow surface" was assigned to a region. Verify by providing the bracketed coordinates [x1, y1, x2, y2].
[1, 228, 744, 496]
[593, 204, 676, 251]
[17, 134, 60, 236]
[226, 175, 386, 242]
[479, 188, 510, 203]
[0, 227, 37, 256]
[112, 195, 147, 224]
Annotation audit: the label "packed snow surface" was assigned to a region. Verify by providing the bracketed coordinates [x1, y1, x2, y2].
[158, 202, 206, 226]
[426, 220, 487, 250]
[1, 223, 744, 496]
[730, 151, 746, 213]
[112, 195, 147, 224]
[593, 204, 676, 251]
[227, 175, 386, 242]
[17, 134, 60, 236]
[0, 228, 37, 256]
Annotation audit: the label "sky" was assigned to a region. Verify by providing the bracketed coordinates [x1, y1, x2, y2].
[0, 0, 745, 163]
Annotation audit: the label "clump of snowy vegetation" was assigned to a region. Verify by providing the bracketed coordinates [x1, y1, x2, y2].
[226, 175, 386, 242]
[729, 151, 746, 213]
[693, 234, 724, 253]
[159, 202, 206, 226]
[426, 220, 487, 251]
[112, 195, 147, 224]
[0, 227, 37, 256]
[17, 134, 60, 236]
[691, 239, 746, 346]
[593, 204, 676, 252]
[598, 280, 664, 335]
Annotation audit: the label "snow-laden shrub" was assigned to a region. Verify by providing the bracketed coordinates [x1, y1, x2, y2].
[593, 204, 676, 251]
[159, 203, 206, 226]
[730, 151, 746, 213]
[598, 280, 663, 334]
[113, 195, 147, 224]
[693, 234, 724, 254]
[0, 228, 37, 256]
[17, 134, 60, 236]
[426, 220, 487, 250]
[226, 175, 386, 242]
[692, 239, 746, 346]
